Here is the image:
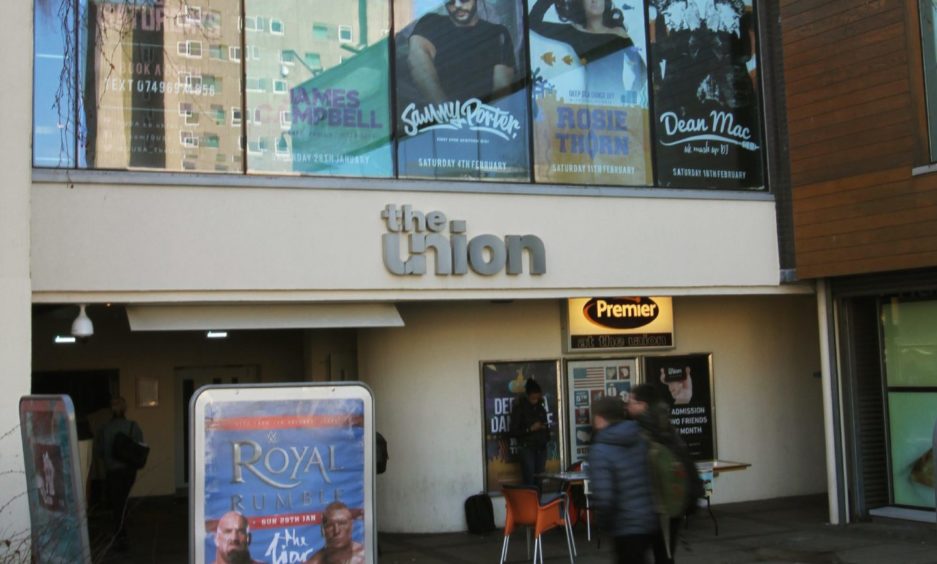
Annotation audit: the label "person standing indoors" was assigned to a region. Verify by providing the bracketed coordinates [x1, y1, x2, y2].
[93, 396, 144, 550]
[511, 378, 550, 487]
[629, 383, 702, 564]
[588, 396, 658, 564]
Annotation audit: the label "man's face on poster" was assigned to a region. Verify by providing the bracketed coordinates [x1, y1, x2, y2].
[215, 512, 251, 562]
[322, 507, 354, 549]
[446, 0, 478, 26]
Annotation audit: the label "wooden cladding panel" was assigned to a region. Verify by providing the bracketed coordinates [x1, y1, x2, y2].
[783, 0, 937, 278]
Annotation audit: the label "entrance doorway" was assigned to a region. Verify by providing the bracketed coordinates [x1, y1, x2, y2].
[173, 365, 259, 491]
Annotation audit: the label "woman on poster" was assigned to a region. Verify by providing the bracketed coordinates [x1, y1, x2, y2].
[529, 0, 646, 103]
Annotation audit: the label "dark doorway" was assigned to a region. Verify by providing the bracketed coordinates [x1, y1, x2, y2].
[31, 369, 118, 440]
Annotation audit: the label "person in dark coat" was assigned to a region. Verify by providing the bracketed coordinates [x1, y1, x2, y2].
[588, 396, 658, 563]
[629, 383, 701, 564]
[510, 378, 550, 486]
[93, 396, 144, 550]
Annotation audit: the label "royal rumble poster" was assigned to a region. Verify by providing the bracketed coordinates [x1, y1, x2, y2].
[200, 397, 367, 564]
[528, 0, 653, 186]
[394, 0, 530, 180]
[648, 0, 764, 189]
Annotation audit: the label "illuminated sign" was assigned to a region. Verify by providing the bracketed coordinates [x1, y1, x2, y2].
[567, 297, 674, 351]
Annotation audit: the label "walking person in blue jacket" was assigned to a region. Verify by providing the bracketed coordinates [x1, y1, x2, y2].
[588, 396, 658, 563]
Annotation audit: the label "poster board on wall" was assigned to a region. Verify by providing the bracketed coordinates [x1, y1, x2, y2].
[190, 383, 375, 564]
[643, 353, 716, 461]
[481, 360, 562, 494]
[887, 392, 937, 509]
[565, 358, 636, 464]
[19, 395, 91, 564]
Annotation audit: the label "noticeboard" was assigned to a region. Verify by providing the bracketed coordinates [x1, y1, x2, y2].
[190, 383, 375, 564]
[643, 353, 716, 461]
[19, 395, 91, 564]
[481, 360, 562, 494]
[565, 358, 636, 464]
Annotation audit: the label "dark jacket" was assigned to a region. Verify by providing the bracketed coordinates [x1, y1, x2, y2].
[587, 420, 658, 536]
[510, 396, 549, 448]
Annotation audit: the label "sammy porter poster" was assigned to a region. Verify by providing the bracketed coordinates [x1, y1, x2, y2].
[192, 385, 373, 563]
[394, 0, 530, 180]
[528, 0, 652, 185]
[648, 0, 764, 189]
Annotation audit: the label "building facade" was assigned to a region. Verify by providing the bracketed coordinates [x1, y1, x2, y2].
[781, 0, 937, 524]
[1, 1, 833, 554]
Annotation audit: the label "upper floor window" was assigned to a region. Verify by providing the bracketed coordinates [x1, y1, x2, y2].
[920, 0, 937, 162]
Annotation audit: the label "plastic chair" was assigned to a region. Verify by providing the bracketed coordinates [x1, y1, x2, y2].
[500, 485, 574, 564]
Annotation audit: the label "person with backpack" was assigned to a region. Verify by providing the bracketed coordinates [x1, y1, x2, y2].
[628, 384, 704, 564]
[93, 396, 145, 551]
[588, 396, 658, 563]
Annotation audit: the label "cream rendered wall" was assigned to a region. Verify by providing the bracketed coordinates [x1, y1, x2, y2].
[359, 295, 825, 533]
[0, 0, 32, 556]
[30, 184, 782, 301]
[32, 311, 307, 498]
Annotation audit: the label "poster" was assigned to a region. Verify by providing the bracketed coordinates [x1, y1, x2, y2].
[565, 358, 635, 463]
[481, 360, 561, 494]
[644, 353, 715, 460]
[244, 0, 393, 176]
[528, 0, 652, 185]
[394, 0, 530, 180]
[882, 299, 937, 387]
[887, 392, 937, 509]
[191, 384, 375, 564]
[19, 395, 91, 564]
[648, 0, 764, 189]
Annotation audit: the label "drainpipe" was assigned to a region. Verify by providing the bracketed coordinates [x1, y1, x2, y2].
[817, 279, 846, 525]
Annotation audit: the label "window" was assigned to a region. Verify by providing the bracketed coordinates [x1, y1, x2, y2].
[247, 45, 261, 61]
[271, 19, 284, 34]
[180, 131, 199, 148]
[247, 137, 268, 154]
[245, 78, 265, 92]
[279, 111, 292, 128]
[273, 80, 288, 94]
[211, 105, 225, 125]
[338, 25, 353, 43]
[183, 5, 202, 26]
[304, 52, 321, 70]
[231, 108, 242, 126]
[244, 16, 259, 31]
[183, 73, 203, 94]
[920, 0, 937, 162]
[312, 23, 329, 40]
[209, 44, 225, 60]
[229, 46, 241, 62]
[204, 10, 222, 32]
[202, 133, 221, 148]
[280, 50, 295, 65]
[276, 135, 291, 159]
[177, 40, 203, 58]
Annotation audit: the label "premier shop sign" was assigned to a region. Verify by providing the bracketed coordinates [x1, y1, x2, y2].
[566, 297, 674, 351]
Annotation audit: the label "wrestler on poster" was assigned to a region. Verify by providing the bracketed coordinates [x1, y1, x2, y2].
[394, 0, 530, 181]
[644, 353, 716, 461]
[528, 0, 652, 186]
[200, 398, 366, 564]
[648, 0, 764, 189]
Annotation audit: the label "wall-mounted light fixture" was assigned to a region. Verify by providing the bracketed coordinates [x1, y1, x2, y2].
[71, 304, 93, 338]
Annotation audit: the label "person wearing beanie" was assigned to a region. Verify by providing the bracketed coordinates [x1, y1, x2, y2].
[510, 378, 551, 486]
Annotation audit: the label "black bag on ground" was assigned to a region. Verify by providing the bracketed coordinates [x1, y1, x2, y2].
[464, 493, 496, 534]
[112, 422, 149, 470]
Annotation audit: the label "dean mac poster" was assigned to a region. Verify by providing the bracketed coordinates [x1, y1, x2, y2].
[528, 0, 652, 186]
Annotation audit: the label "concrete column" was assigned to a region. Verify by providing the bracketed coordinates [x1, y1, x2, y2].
[816, 279, 845, 525]
[0, 0, 33, 557]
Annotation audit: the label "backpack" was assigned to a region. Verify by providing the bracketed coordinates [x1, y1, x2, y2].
[646, 436, 689, 520]
[112, 421, 149, 470]
[464, 493, 496, 534]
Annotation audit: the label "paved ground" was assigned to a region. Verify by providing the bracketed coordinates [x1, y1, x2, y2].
[94, 494, 937, 563]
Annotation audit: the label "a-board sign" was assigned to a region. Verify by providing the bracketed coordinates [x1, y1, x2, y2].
[644, 353, 716, 461]
[566, 297, 674, 352]
[190, 383, 375, 564]
[19, 395, 91, 564]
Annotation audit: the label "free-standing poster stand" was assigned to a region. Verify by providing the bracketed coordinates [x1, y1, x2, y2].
[190, 383, 375, 564]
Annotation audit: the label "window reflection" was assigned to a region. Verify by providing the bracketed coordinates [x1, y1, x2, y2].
[245, 0, 393, 177]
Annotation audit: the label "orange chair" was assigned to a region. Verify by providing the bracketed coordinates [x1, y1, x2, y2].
[500, 485, 574, 564]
